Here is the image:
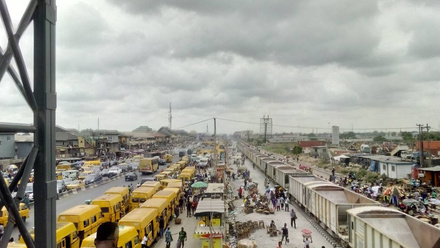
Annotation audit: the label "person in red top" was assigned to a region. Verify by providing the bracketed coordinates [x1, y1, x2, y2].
[238, 187, 243, 199]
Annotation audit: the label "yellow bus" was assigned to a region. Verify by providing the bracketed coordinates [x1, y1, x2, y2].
[130, 187, 156, 210]
[152, 190, 177, 220]
[181, 156, 190, 163]
[161, 171, 173, 180]
[118, 208, 159, 248]
[177, 161, 187, 170]
[164, 154, 173, 163]
[7, 244, 27, 248]
[181, 166, 195, 175]
[177, 172, 192, 183]
[140, 181, 161, 192]
[160, 179, 182, 190]
[140, 198, 171, 228]
[83, 160, 101, 167]
[139, 157, 159, 175]
[57, 205, 104, 241]
[154, 173, 168, 182]
[163, 187, 182, 200]
[80, 225, 141, 248]
[105, 187, 130, 213]
[25, 222, 81, 248]
[166, 181, 184, 192]
[0, 203, 30, 226]
[90, 194, 123, 222]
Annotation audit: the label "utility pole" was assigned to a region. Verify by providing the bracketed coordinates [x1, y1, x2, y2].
[427, 124, 431, 167]
[210, 117, 217, 248]
[417, 124, 424, 167]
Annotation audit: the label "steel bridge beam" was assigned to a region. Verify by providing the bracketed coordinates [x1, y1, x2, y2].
[33, 1, 57, 247]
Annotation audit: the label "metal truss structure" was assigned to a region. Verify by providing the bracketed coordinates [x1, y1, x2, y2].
[0, 0, 56, 247]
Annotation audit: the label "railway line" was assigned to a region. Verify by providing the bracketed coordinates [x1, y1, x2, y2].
[237, 142, 440, 248]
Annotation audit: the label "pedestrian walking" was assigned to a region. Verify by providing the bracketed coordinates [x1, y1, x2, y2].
[165, 227, 173, 248]
[280, 196, 284, 210]
[280, 223, 289, 244]
[178, 227, 187, 248]
[284, 197, 290, 211]
[303, 237, 312, 248]
[277, 197, 282, 211]
[290, 209, 297, 228]
[186, 199, 192, 217]
[276, 241, 282, 248]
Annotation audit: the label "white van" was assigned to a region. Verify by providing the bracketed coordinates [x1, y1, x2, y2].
[62, 170, 79, 180]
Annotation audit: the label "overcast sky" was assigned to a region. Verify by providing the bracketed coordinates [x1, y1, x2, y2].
[1, 0, 440, 135]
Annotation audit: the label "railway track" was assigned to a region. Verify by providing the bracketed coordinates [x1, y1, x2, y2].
[292, 198, 344, 248]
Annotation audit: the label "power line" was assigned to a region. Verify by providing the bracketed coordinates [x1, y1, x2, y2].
[178, 118, 213, 128]
[216, 117, 260, 125]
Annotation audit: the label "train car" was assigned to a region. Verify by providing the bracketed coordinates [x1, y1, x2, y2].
[266, 161, 285, 181]
[288, 175, 324, 206]
[306, 183, 380, 241]
[274, 166, 307, 189]
[347, 206, 440, 248]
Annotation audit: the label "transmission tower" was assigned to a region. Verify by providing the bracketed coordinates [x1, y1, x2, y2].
[168, 102, 172, 129]
[0, 1, 57, 247]
[260, 115, 273, 143]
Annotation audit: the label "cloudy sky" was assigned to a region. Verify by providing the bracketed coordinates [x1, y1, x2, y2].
[1, 0, 440, 135]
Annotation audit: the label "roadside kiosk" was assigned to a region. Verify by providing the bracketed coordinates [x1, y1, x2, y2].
[193, 198, 226, 248]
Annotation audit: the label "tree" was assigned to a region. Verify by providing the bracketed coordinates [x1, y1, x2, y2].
[373, 136, 387, 142]
[292, 145, 302, 155]
[340, 131, 356, 139]
[401, 132, 414, 143]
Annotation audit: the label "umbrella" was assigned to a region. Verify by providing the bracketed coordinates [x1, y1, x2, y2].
[301, 229, 312, 235]
[8, 164, 18, 169]
[191, 181, 208, 188]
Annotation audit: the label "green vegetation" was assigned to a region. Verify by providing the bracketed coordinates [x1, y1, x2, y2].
[258, 142, 298, 157]
[373, 135, 387, 142]
[340, 131, 356, 139]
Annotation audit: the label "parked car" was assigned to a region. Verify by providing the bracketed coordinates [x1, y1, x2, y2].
[57, 180, 67, 193]
[158, 159, 166, 165]
[125, 172, 138, 181]
[25, 183, 34, 202]
[100, 168, 110, 177]
[84, 173, 103, 185]
[118, 163, 129, 172]
[108, 166, 122, 177]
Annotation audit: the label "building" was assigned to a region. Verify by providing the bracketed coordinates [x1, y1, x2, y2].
[0, 133, 15, 159]
[358, 155, 414, 179]
[332, 126, 339, 146]
[298, 141, 324, 154]
[15, 133, 33, 159]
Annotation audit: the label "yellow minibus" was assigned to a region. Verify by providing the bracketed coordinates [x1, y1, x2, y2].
[140, 181, 161, 192]
[80, 225, 141, 248]
[105, 187, 130, 213]
[57, 205, 104, 241]
[154, 173, 168, 182]
[118, 208, 159, 247]
[90, 194, 123, 222]
[0, 203, 30, 226]
[152, 191, 177, 220]
[140, 198, 170, 228]
[130, 187, 156, 210]
[139, 157, 159, 175]
[159, 179, 182, 190]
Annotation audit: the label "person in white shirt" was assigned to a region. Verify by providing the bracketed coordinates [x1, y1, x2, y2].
[141, 235, 148, 248]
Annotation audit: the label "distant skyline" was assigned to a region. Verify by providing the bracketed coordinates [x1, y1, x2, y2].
[2, 1, 440, 135]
